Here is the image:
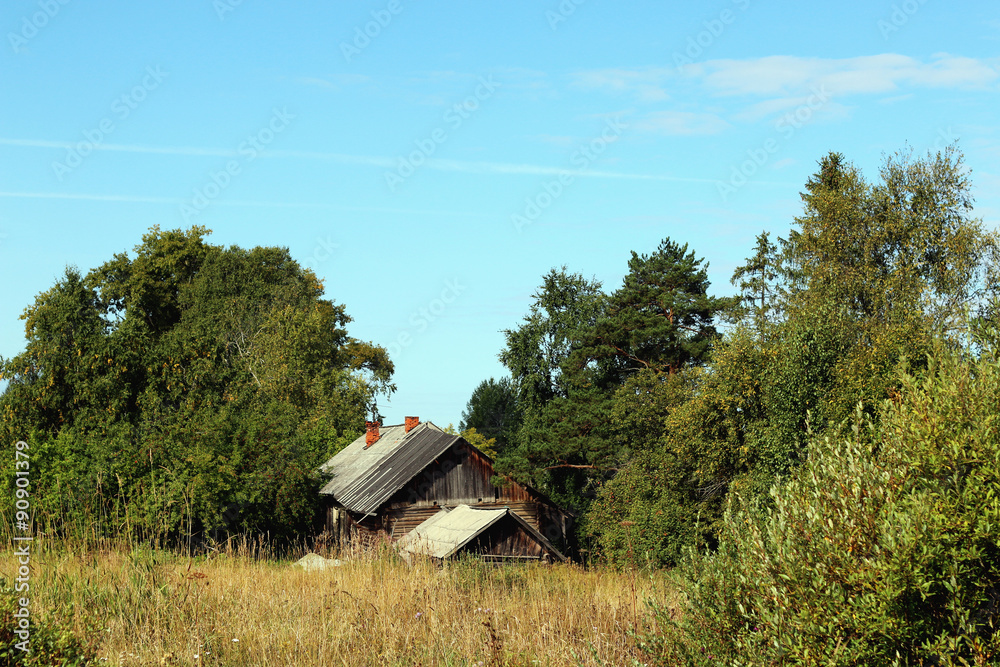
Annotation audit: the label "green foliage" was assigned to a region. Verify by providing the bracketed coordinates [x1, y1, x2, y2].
[730, 231, 785, 335]
[440, 423, 497, 459]
[459, 377, 521, 455]
[0, 579, 99, 666]
[584, 449, 705, 568]
[587, 327, 794, 566]
[788, 147, 996, 331]
[499, 267, 606, 412]
[459, 426, 499, 460]
[643, 347, 1000, 666]
[570, 238, 729, 522]
[498, 241, 730, 516]
[586, 370, 701, 565]
[585, 145, 997, 567]
[0, 226, 393, 542]
[760, 146, 995, 441]
[496, 268, 611, 511]
[508, 383, 617, 512]
[584, 237, 732, 376]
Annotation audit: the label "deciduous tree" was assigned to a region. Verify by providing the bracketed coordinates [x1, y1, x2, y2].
[0, 226, 393, 541]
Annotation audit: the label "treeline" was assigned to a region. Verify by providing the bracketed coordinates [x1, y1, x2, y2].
[647, 341, 1000, 664]
[460, 146, 999, 566]
[0, 226, 393, 540]
[461, 144, 1000, 661]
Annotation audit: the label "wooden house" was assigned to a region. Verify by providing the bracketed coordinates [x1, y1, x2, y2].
[318, 417, 572, 558]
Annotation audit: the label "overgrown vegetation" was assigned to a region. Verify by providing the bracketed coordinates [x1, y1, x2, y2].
[478, 145, 998, 566]
[0, 536, 667, 666]
[467, 144, 1000, 663]
[3, 144, 999, 664]
[0, 226, 393, 542]
[642, 344, 1000, 665]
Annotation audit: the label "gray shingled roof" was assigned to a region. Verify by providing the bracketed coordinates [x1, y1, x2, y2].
[318, 421, 460, 515]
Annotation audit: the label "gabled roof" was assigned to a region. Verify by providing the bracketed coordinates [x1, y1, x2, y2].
[395, 504, 566, 561]
[318, 421, 460, 515]
[395, 504, 506, 559]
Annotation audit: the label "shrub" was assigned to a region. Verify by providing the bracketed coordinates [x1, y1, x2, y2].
[0, 578, 99, 666]
[643, 348, 1000, 666]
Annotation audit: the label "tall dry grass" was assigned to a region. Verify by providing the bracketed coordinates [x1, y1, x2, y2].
[6, 536, 678, 666]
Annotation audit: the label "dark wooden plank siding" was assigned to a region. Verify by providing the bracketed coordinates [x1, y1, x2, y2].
[468, 517, 547, 559]
[384, 443, 534, 510]
[385, 505, 442, 538]
[383, 501, 540, 539]
[324, 440, 572, 554]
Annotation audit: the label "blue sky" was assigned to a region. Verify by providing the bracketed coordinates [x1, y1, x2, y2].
[1, 0, 998, 428]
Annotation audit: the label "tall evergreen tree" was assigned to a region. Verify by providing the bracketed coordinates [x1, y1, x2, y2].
[496, 268, 609, 510]
[498, 241, 730, 514]
[730, 231, 785, 337]
[587, 146, 999, 566]
[582, 238, 731, 377]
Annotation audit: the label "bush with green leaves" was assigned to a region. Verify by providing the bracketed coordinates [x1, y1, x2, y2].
[0, 579, 98, 666]
[643, 347, 1000, 666]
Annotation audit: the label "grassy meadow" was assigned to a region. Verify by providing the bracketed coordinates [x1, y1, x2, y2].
[3, 536, 676, 666]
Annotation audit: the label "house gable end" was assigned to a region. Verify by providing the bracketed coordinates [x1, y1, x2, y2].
[321, 422, 460, 515]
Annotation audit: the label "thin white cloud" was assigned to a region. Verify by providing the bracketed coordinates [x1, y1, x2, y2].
[292, 73, 371, 89]
[878, 93, 916, 105]
[0, 191, 495, 217]
[694, 54, 998, 97]
[570, 67, 676, 100]
[0, 191, 179, 204]
[569, 54, 997, 131]
[409, 156, 710, 182]
[634, 111, 730, 136]
[0, 138, 706, 182]
[733, 95, 853, 123]
[0, 191, 354, 207]
[974, 170, 1000, 193]
[531, 134, 579, 147]
[572, 54, 997, 106]
[0, 138, 235, 157]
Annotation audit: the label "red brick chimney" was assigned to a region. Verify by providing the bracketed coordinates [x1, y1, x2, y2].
[365, 421, 380, 447]
[405, 416, 419, 433]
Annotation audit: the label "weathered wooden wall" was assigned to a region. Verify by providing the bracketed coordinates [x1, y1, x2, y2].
[386, 442, 535, 508]
[468, 518, 548, 559]
[324, 441, 573, 554]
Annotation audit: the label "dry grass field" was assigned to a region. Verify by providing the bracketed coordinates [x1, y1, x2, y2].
[5, 537, 677, 666]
